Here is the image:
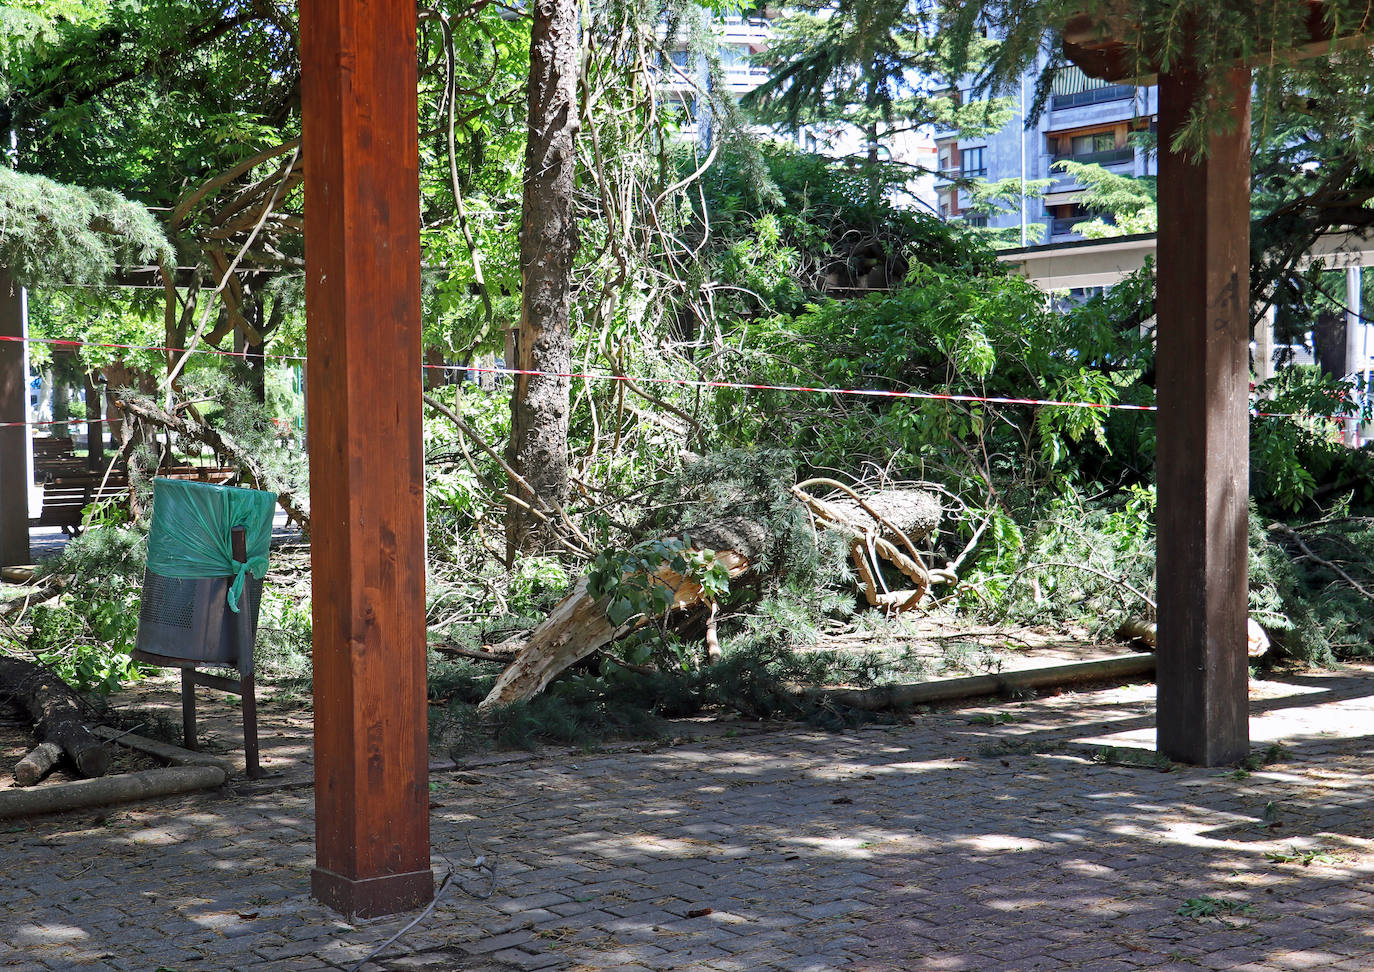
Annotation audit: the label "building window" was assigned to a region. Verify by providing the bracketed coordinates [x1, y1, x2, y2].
[1072, 132, 1117, 155]
[966, 215, 988, 228]
[960, 146, 987, 178]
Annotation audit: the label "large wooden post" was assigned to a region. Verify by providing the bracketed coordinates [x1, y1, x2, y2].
[1154, 67, 1252, 766]
[1, 273, 30, 568]
[299, 0, 432, 918]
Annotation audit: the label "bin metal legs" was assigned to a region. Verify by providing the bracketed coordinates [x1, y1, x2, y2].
[180, 665, 263, 779]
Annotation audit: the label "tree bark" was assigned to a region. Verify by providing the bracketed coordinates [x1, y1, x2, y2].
[506, 0, 580, 563]
[83, 371, 105, 469]
[0, 655, 110, 780]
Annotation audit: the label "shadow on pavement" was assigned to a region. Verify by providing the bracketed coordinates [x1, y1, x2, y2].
[1, 666, 1372, 971]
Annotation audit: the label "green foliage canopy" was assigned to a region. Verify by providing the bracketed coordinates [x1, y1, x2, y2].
[0, 165, 171, 286]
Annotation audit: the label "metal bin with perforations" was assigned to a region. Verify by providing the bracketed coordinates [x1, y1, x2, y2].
[133, 569, 263, 669]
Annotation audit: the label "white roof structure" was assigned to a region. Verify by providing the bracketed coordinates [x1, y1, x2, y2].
[999, 229, 1374, 290]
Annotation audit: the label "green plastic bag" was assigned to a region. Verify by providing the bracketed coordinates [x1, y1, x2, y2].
[146, 478, 276, 612]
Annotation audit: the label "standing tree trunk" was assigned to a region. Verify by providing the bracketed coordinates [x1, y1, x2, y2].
[84, 371, 105, 469]
[507, 0, 580, 563]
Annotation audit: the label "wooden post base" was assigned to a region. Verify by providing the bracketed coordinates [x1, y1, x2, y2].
[311, 867, 435, 921]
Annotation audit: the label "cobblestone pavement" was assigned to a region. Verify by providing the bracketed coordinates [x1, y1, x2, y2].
[3, 668, 1374, 971]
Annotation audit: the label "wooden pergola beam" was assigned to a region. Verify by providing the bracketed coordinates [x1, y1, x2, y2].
[299, 0, 432, 918]
[1063, 1, 1374, 84]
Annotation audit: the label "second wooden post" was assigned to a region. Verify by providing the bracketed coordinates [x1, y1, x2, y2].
[1154, 67, 1252, 766]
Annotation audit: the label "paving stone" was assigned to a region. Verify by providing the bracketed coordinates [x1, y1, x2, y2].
[5, 672, 1374, 971]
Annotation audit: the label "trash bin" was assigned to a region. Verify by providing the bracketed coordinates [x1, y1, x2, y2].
[133, 477, 276, 777]
[134, 478, 274, 667]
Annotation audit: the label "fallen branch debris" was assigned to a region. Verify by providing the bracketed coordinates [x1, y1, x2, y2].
[0, 654, 110, 781]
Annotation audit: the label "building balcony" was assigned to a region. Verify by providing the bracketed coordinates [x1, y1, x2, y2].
[722, 64, 771, 91]
[1050, 216, 1084, 237]
[1052, 146, 1135, 168]
[1050, 84, 1135, 110]
[716, 16, 772, 44]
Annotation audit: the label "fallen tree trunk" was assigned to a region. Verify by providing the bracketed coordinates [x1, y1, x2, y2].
[477, 493, 948, 713]
[0, 575, 67, 620]
[0, 655, 110, 780]
[477, 518, 769, 713]
[0, 766, 226, 819]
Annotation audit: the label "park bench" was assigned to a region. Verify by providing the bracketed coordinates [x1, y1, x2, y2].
[31, 436, 80, 483]
[30, 470, 131, 535]
[160, 465, 238, 485]
[30, 466, 240, 534]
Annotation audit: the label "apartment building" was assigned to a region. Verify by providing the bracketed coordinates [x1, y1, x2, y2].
[662, 12, 938, 210]
[934, 63, 1158, 243]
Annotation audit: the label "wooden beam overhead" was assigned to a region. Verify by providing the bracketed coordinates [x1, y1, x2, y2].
[1063, 0, 1374, 83]
[299, 0, 432, 918]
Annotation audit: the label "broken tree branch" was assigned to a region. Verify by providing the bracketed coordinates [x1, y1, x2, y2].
[1269, 522, 1374, 601]
[111, 394, 309, 529]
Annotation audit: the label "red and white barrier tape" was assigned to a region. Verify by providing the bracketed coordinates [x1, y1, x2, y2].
[0, 333, 1366, 428]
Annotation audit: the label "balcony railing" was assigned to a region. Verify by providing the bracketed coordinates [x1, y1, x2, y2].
[1052, 146, 1135, 168]
[1050, 216, 1084, 236]
[1051, 84, 1135, 110]
[722, 64, 771, 86]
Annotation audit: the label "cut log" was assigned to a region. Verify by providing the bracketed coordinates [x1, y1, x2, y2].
[793, 484, 947, 610]
[816, 489, 943, 542]
[1117, 616, 1271, 658]
[0, 655, 110, 780]
[14, 742, 63, 786]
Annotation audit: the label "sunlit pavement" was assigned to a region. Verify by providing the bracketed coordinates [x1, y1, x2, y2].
[3, 667, 1374, 971]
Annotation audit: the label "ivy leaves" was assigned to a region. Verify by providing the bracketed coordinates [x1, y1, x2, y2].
[587, 535, 732, 630]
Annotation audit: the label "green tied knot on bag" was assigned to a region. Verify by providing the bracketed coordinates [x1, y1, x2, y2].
[145, 478, 276, 612]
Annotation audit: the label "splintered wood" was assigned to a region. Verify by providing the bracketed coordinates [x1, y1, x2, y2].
[477, 484, 951, 711]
